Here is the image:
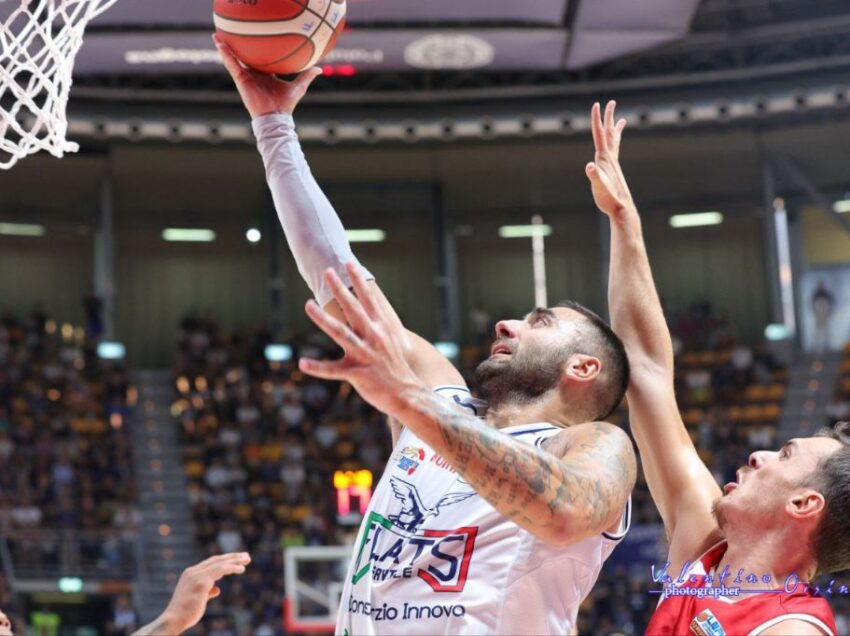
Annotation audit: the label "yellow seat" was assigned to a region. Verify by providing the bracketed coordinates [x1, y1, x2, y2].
[234, 504, 253, 521]
[183, 461, 204, 479]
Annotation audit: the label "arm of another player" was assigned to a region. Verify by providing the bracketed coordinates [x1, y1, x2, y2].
[300, 265, 636, 546]
[213, 35, 465, 421]
[587, 101, 722, 563]
[132, 553, 250, 635]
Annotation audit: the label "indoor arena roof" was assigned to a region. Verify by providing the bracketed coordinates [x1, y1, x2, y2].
[64, 0, 700, 74]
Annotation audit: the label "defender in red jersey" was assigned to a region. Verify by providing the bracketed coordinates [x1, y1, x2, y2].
[587, 100, 850, 635]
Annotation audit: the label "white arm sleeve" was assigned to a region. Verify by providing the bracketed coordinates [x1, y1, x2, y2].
[252, 113, 374, 307]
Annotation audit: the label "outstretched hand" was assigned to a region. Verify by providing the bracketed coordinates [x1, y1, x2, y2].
[585, 101, 635, 219]
[134, 553, 251, 635]
[299, 264, 423, 418]
[213, 33, 321, 119]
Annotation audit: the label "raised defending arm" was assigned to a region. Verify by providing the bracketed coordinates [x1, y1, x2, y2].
[586, 101, 722, 565]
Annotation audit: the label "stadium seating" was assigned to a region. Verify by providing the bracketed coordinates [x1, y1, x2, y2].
[0, 310, 139, 604]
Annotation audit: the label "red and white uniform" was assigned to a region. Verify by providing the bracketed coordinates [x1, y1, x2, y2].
[647, 541, 836, 636]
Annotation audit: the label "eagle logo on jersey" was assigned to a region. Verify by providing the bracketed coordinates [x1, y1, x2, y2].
[388, 477, 475, 531]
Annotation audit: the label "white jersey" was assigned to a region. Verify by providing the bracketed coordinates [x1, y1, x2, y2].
[335, 387, 631, 636]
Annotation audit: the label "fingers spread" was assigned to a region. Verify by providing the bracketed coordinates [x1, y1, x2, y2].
[299, 357, 349, 381]
[325, 269, 372, 336]
[294, 66, 323, 92]
[212, 35, 244, 77]
[346, 263, 382, 322]
[604, 100, 616, 134]
[305, 300, 367, 355]
[590, 102, 606, 155]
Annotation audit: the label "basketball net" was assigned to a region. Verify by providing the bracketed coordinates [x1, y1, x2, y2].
[0, 0, 117, 169]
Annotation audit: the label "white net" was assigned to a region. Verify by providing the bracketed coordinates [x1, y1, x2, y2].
[0, 0, 117, 169]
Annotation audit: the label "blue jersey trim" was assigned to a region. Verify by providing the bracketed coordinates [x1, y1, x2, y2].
[602, 496, 632, 541]
[509, 426, 558, 437]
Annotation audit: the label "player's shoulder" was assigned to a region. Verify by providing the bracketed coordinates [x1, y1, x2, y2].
[735, 586, 836, 636]
[775, 590, 836, 628]
[541, 420, 632, 457]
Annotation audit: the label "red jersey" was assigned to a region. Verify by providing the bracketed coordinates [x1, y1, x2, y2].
[647, 541, 836, 635]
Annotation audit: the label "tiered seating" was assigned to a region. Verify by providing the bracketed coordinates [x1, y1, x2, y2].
[0, 311, 138, 579]
[174, 318, 391, 632]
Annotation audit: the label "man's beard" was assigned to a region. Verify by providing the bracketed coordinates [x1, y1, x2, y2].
[474, 346, 569, 407]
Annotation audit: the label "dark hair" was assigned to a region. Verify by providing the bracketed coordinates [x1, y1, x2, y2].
[810, 422, 850, 575]
[557, 300, 630, 421]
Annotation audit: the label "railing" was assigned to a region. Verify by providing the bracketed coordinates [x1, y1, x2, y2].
[2, 528, 138, 580]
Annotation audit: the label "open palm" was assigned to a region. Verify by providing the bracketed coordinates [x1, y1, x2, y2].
[586, 101, 634, 218]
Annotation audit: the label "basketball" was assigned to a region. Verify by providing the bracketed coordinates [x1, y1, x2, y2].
[213, 0, 346, 75]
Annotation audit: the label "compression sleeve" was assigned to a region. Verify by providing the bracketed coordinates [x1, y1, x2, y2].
[252, 112, 374, 307]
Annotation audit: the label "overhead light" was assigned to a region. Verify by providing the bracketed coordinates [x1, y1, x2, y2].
[499, 224, 552, 239]
[669, 212, 724, 228]
[764, 323, 793, 341]
[162, 228, 216, 242]
[833, 199, 850, 213]
[345, 229, 385, 243]
[97, 341, 126, 360]
[265, 344, 293, 362]
[58, 577, 84, 594]
[246, 228, 262, 243]
[434, 342, 459, 360]
[0, 222, 45, 237]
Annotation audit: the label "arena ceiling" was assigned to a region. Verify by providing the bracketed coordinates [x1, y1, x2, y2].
[52, 0, 850, 104]
[1, 0, 848, 117]
[76, 0, 696, 74]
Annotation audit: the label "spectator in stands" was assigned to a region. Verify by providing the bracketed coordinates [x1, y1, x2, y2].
[812, 281, 835, 353]
[106, 595, 139, 636]
[0, 309, 138, 580]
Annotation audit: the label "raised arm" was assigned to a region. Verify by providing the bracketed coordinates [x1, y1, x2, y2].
[213, 36, 465, 410]
[585, 102, 722, 565]
[299, 264, 636, 546]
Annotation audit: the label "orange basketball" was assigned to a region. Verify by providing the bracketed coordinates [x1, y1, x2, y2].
[213, 0, 346, 75]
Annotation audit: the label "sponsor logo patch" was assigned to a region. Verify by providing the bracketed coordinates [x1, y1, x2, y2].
[394, 446, 425, 476]
[352, 478, 478, 592]
[690, 609, 726, 636]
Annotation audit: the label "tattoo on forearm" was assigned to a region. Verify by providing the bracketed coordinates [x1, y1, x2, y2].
[410, 390, 636, 541]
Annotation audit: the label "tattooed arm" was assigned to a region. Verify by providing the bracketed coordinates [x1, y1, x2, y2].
[299, 264, 636, 547]
[396, 387, 635, 545]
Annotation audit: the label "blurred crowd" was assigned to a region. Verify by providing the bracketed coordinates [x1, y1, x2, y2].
[0, 307, 138, 631]
[174, 316, 389, 634]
